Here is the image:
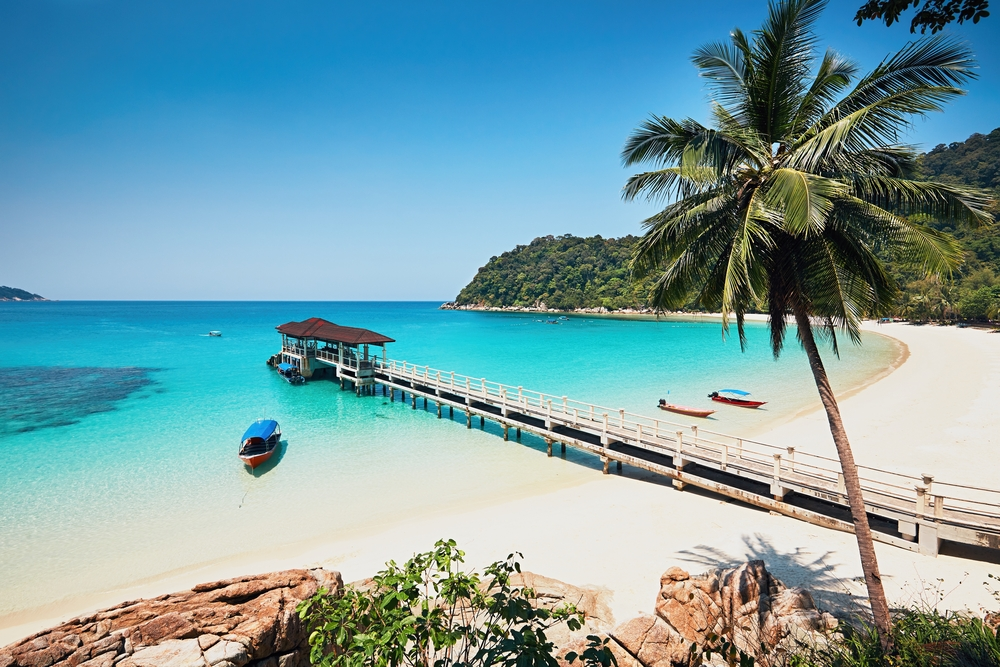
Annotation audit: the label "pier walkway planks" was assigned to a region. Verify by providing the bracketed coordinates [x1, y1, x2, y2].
[365, 359, 1000, 559]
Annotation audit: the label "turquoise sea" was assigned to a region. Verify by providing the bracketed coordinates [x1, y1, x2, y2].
[0, 302, 900, 623]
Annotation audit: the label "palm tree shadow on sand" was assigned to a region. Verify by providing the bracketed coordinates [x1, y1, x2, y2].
[675, 533, 866, 619]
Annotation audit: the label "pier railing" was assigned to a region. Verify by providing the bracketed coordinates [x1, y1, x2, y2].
[375, 358, 1000, 556]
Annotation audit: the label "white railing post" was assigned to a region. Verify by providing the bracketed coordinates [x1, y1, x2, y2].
[915, 485, 927, 516]
[637, 423, 643, 445]
[619, 408, 625, 429]
[786, 447, 795, 473]
[601, 413, 609, 445]
[451, 371, 455, 387]
[771, 454, 784, 500]
[481, 378, 487, 397]
[721, 444, 728, 470]
[562, 396, 568, 414]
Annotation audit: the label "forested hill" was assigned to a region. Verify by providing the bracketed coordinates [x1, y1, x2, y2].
[0, 286, 46, 301]
[920, 128, 1000, 190]
[451, 235, 656, 311]
[449, 128, 1000, 317]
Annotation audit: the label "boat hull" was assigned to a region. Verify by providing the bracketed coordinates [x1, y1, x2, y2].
[710, 396, 767, 408]
[658, 404, 715, 418]
[240, 449, 274, 469]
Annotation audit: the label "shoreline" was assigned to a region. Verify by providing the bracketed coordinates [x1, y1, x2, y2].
[3, 321, 998, 647]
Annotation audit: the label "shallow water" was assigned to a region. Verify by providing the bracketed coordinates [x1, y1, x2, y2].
[0, 302, 899, 619]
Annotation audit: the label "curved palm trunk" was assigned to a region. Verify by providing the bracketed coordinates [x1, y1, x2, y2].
[792, 307, 893, 648]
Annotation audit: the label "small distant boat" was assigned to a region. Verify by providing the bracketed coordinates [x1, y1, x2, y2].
[546, 319, 561, 324]
[658, 399, 715, 419]
[239, 419, 280, 469]
[276, 362, 305, 384]
[709, 389, 767, 409]
[208, 331, 222, 337]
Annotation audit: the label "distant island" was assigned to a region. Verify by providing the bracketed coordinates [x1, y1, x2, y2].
[0, 286, 47, 301]
[446, 128, 1000, 319]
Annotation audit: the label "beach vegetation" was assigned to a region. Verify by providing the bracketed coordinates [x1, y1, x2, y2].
[621, 0, 993, 648]
[297, 539, 614, 667]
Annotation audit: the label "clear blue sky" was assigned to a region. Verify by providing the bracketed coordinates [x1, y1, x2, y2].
[2, 0, 998, 300]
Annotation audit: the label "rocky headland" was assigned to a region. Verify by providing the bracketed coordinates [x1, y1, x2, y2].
[0, 287, 47, 302]
[1, 560, 841, 667]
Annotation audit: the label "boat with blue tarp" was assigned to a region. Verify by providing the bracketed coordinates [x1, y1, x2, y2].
[239, 419, 281, 469]
[708, 389, 767, 408]
[276, 362, 305, 384]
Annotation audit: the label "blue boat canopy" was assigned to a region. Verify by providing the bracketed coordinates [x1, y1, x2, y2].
[277, 363, 294, 371]
[242, 419, 279, 442]
[719, 389, 751, 395]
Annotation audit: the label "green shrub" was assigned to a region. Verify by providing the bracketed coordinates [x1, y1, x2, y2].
[297, 539, 615, 667]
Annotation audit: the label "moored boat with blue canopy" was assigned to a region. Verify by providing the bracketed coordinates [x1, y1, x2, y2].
[708, 389, 767, 408]
[239, 419, 280, 469]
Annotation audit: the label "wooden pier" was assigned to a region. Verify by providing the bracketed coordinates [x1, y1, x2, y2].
[274, 320, 1000, 560]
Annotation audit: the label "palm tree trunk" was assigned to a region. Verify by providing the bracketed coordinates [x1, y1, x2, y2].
[791, 306, 893, 648]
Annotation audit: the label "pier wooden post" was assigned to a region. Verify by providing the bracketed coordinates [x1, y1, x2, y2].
[673, 431, 686, 490]
[466, 411, 471, 428]
[545, 438, 553, 457]
[560, 442, 565, 455]
[617, 460, 622, 472]
[390, 388, 395, 402]
[516, 427, 521, 440]
[412, 393, 416, 410]
[503, 425, 509, 441]
[437, 403, 442, 418]
[602, 457, 609, 474]
[450, 406, 454, 418]
[479, 415, 484, 428]
[423, 396, 428, 410]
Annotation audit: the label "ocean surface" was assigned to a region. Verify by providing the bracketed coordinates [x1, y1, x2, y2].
[0, 301, 900, 622]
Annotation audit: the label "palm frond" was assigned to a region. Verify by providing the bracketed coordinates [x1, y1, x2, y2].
[789, 48, 858, 138]
[819, 34, 976, 127]
[692, 37, 750, 114]
[621, 167, 718, 203]
[747, 0, 827, 141]
[850, 176, 994, 226]
[764, 168, 847, 236]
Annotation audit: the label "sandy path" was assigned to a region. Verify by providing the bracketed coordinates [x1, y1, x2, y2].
[3, 322, 999, 647]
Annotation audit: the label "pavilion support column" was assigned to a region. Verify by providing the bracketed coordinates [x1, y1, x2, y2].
[503, 425, 509, 441]
[561, 443, 566, 455]
[545, 438, 553, 457]
[617, 460, 623, 472]
[424, 397, 428, 410]
[437, 403, 442, 419]
[516, 428, 521, 440]
[466, 411, 472, 428]
[479, 415, 485, 428]
[450, 406, 454, 419]
[411, 393, 416, 410]
[390, 388, 395, 402]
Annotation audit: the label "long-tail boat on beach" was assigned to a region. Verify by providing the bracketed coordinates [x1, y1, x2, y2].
[708, 389, 767, 408]
[239, 419, 281, 469]
[657, 399, 715, 419]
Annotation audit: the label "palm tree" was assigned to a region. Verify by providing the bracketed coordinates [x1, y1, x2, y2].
[622, 0, 993, 647]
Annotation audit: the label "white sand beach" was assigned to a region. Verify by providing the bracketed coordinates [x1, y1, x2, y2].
[3, 321, 999, 647]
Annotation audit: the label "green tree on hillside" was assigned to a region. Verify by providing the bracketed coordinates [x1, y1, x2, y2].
[622, 0, 993, 647]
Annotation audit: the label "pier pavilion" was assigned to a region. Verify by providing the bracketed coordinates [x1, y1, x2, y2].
[274, 318, 394, 393]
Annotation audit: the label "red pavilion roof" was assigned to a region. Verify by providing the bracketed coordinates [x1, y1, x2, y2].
[276, 318, 395, 345]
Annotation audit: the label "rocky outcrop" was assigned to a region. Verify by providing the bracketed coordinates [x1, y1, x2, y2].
[509, 572, 615, 647]
[0, 569, 342, 667]
[560, 561, 837, 667]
